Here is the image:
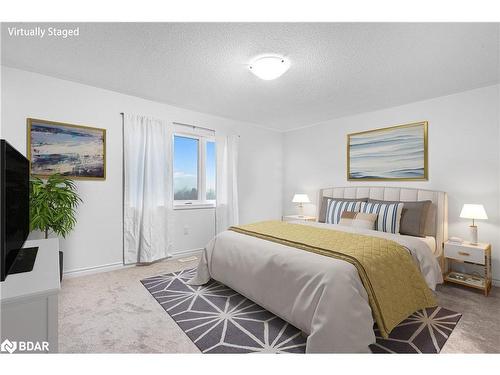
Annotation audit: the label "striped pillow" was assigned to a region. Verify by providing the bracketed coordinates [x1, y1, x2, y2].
[360, 202, 404, 234]
[325, 199, 362, 224]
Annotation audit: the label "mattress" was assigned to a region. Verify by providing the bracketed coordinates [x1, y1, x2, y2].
[420, 235, 437, 254]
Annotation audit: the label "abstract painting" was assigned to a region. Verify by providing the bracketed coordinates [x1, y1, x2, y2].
[347, 121, 428, 181]
[27, 118, 106, 180]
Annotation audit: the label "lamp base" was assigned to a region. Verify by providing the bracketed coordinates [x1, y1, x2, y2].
[469, 225, 478, 245]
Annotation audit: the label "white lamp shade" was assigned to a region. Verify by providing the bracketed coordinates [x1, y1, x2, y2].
[292, 194, 310, 204]
[460, 204, 488, 220]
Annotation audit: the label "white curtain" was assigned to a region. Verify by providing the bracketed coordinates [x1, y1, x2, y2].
[215, 135, 239, 234]
[123, 114, 173, 264]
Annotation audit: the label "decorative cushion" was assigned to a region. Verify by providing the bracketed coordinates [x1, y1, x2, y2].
[360, 201, 404, 234]
[368, 199, 432, 237]
[318, 197, 367, 223]
[324, 199, 362, 224]
[339, 211, 378, 230]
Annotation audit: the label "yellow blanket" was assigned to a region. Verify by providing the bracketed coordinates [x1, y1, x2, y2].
[229, 220, 437, 338]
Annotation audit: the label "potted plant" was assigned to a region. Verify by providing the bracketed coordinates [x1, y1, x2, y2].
[29, 174, 82, 280]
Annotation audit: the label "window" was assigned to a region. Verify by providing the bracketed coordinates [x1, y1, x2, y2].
[173, 136, 199, 200]
[173, 133, 216, 207]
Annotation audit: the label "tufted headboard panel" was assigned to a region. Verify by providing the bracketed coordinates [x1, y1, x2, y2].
[317, 186, 448, 259]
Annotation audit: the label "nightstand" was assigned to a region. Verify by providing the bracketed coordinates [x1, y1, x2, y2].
[444, 240, 492, 296]
[282, 215, 316, 222]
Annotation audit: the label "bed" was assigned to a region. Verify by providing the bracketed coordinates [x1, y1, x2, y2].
[189, 186, 448, 353]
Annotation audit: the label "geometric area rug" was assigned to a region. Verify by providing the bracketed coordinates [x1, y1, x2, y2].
[141, 268, 461, 354]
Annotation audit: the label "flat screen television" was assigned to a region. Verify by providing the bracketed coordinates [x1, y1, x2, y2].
[0, 139, 35, 282]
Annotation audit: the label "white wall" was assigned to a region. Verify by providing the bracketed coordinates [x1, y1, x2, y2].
[283, 85, 500, 281]
[3, 65, 499, 282]
[1, 67, 283, 274]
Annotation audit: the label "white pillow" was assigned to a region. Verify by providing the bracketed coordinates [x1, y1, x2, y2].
[339, 211, 378, 230]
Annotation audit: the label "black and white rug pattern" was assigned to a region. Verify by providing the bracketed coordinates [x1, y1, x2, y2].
[141, 268, 461, 354]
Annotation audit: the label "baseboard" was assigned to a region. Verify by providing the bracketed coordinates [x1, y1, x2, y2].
[63, 261, 132, 279]
[62, 249, 203, 279]
[493, 278, 500, 287]
[170, 248, 203, 260]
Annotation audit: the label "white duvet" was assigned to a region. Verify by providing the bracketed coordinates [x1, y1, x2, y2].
[189, 221, 443, 353]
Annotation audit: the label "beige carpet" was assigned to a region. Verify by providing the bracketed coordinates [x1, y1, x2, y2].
[59, 257, 500, 353]
[59, 257, 200, 353]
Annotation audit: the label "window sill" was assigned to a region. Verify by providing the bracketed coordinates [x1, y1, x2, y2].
[173, 202, 216, 210]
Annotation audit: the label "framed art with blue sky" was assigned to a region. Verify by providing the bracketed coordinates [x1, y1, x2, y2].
[347, 121, 428, 181]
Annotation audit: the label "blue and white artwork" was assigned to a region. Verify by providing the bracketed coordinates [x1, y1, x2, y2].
[28, 119, 105, 179]
[348, 122, 427, 180]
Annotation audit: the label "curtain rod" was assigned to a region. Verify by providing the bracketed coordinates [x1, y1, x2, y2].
[120, 113, 240, 137]
[172, 121, 215, 133]
[119, 112, 214, 133]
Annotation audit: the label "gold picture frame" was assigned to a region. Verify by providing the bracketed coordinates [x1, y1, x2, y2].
[347, 121, 428, 181]
[27, 118, 106, 180]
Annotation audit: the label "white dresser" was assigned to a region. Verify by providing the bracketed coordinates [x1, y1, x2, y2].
[0, 238, 60, 353]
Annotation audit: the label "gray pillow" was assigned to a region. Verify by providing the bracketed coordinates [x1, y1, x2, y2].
[318, 196, 368, 223]
[367, 199, 432, 237]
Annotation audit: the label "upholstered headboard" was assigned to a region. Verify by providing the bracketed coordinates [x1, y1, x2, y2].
[317, 186, 448, 258]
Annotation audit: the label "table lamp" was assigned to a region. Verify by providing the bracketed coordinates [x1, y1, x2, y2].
[460, 204, 488, 245]
[292, 194, 310, 217]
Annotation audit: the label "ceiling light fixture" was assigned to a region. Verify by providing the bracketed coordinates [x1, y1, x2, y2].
[249, 55, 290, 80]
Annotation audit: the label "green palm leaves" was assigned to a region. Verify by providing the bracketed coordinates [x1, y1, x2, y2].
[29, 174, 82, 239]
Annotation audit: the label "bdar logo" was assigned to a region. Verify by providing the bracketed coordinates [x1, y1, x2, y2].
[1, 339, 17, 354]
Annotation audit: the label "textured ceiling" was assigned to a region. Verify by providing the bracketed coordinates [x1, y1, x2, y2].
[2, 23, 499, 131]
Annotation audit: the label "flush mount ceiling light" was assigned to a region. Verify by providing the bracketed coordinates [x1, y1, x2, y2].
[248, 55, 290, 80]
